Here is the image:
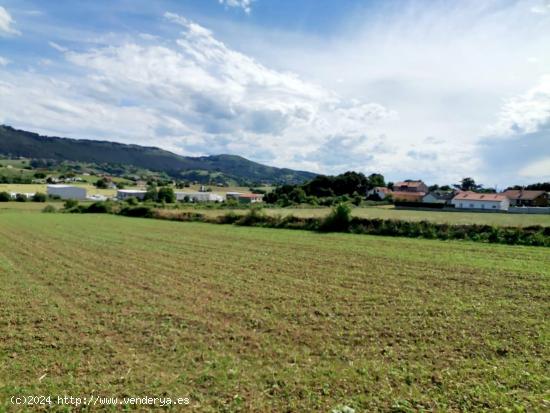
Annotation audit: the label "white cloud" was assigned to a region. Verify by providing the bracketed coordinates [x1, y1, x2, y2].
[0, 6, 20, 36]
[48, 41, 69, 53]
[218, 0, 254, 14]
[0, 13, 395, 174]
[1, 2, 549, 185]
[0, 56, 10, 66]
[488, 75, 550, 137]
[519, 157, 550, 179]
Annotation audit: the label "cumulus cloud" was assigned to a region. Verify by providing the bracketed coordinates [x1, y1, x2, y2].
[0, 6, 20, 36]
[0, 13, 394, 174]
[1, 2, 548, 185]
[478, 76, 550, 185]
[0, 56, 10, 66]
[218, 0, 254, 14]
[488, 75, 550, 137]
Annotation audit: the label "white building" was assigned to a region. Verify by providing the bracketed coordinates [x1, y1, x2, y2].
[47, 185, 87, 200]
[451, 192, 510, 211]
[116, 189, 147, 200]
[176, 192, 224, 202]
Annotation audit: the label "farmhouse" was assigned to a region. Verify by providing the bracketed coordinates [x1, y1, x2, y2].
[175, 192, 224, 202]
[502, 190, 549, 207]
[116, 189, 146, 200]
[47, 184, 87, 200]
[451, 191, 510, 211]
[394, 180, 429, 193]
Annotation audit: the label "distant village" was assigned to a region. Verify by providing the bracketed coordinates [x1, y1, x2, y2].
[3, 171, 549, 214]
[367, 180, 549, 213]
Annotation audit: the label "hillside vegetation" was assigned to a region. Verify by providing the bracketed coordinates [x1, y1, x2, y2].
[0, 125, 315, 185]
[0, 213, 548, 411]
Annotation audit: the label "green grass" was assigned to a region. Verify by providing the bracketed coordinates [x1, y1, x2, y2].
[0, 212, 548, 411]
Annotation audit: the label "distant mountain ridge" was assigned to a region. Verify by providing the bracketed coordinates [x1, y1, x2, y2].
[0, 125, 316, 184]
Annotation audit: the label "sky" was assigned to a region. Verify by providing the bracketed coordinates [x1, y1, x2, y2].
[0, 0, 549, 187]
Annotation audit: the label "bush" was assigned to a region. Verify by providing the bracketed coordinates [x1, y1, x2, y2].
[118, 205, 154, 218]
[63, 199, 79, 209]
[42, 205, 57, 213]
[15, 193, 27, 202]
[218, 211, 241, 224]
[0, 191, 10, 202]
[125, 196, 139, 206]
[236, 207, 266, 226]
[320, 203, 352, 232]
[32, 192, 47, 202]
[84, 201, 113, 214]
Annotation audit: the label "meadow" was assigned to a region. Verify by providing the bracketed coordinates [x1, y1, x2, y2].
[0, 212, 548, 412]
[176, 206, 550, 227]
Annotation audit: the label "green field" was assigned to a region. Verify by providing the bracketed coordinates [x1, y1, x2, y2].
[1, 212, 548, 411]
[173, 206, 550, 227]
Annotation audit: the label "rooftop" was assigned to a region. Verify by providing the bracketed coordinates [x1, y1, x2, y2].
[453, 191, 507, 201]
[502, 189, 546, 200]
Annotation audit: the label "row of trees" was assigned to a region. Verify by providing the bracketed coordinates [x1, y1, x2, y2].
[264, 172, 386, 205]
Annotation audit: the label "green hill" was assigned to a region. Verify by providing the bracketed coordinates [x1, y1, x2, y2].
[0, 125, 316, 184]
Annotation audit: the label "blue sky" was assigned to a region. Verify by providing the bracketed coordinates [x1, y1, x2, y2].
[1, 0, 549, 186]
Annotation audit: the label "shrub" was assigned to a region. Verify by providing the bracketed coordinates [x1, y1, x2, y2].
[125, 196, 139, 206]
[63, 199, 79, 209]
[0, 191, 10, 202]
[118, 205, 154, 218]
[320, 203, 352, 232]
[42, 205, 57, 213]
[237, 206, 266, 226]
[84, 201, 113, 214]
[32, 192, 47, 202]
[218, 211, 241, 224]
[15, 193, 27, 202]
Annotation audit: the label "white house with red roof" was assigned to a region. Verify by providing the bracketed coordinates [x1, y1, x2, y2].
[451, 192, 510, 211]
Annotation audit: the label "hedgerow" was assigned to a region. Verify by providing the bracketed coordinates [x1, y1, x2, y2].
[48, 202, 550, 247]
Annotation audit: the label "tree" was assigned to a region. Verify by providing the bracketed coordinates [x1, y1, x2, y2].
[157, 186, 176, 203]
[94, 178, 109, 189]
[15, 194, 27, 202]
[456, 177, 481, 191]
[289, 187, 307, 204]
[367, 173, 385, 189]
[144, 185, 158, 202]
